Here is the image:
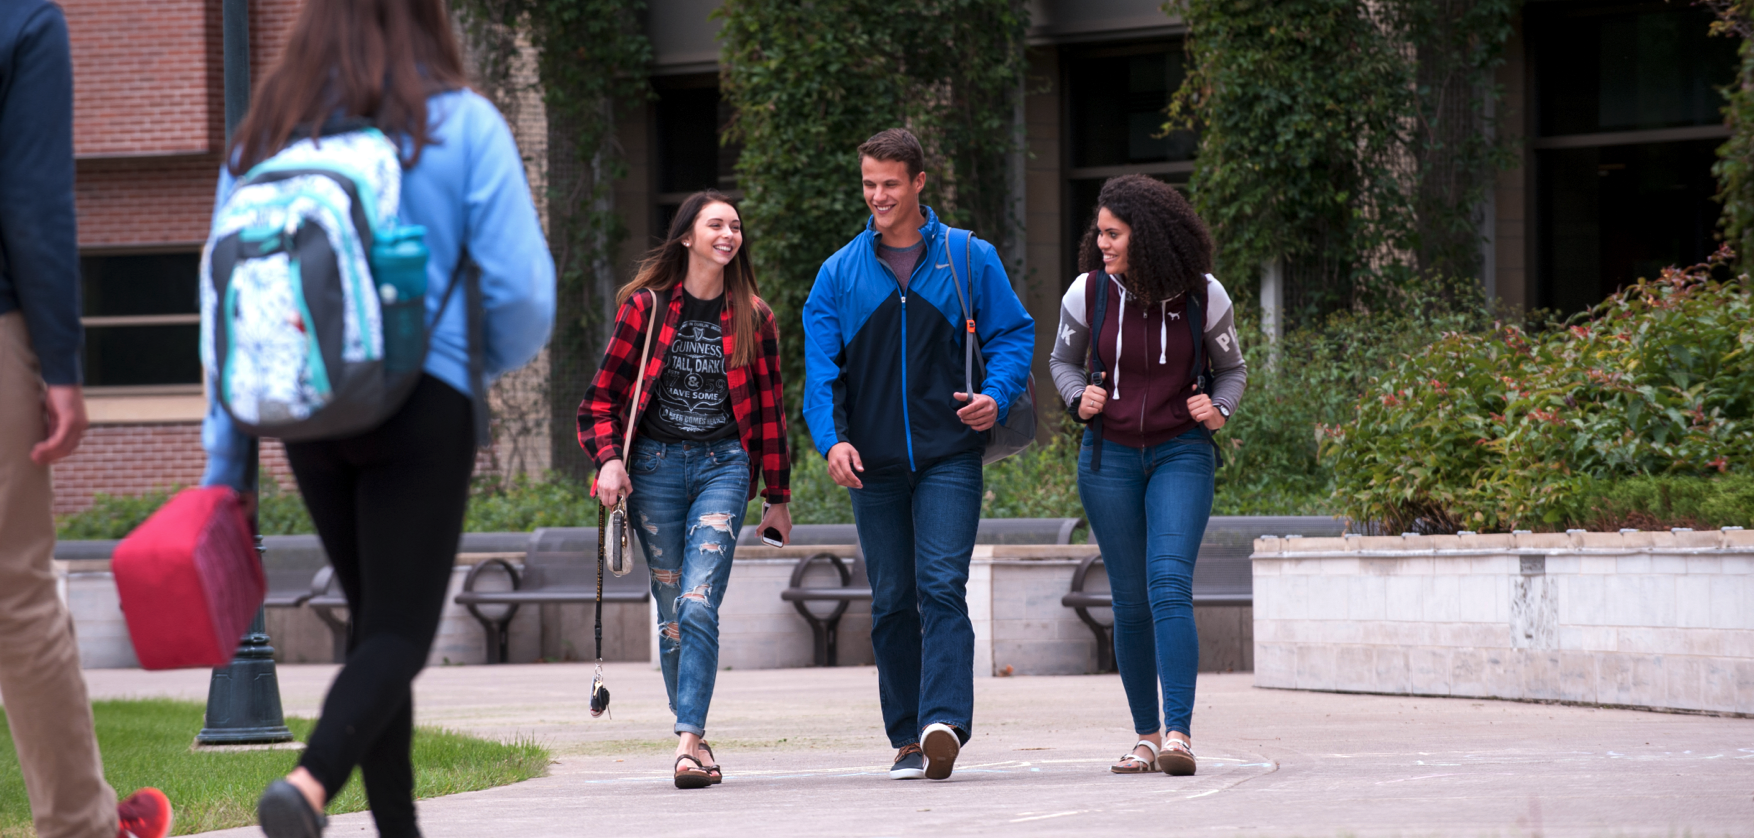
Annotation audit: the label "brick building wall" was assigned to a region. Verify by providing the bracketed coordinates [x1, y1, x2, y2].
[53, 0, 535, 516]
[52, 428, 294, 516]
[62, 0, 218, 158]
[53, 0, 306, 516]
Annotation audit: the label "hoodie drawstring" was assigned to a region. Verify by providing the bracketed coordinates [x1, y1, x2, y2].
[1159, 301, 1168, 365]
[1111, 278, 1125, 400]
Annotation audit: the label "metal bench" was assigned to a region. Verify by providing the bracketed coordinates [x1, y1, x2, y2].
[741, 517, 1084, 548]
[260, 535, 326, 610]
[975, 517, 1085, 545]
[772, 517, 1085, 666]
[1061, 515, 1348, 672]
[54, 536, 319, 611]
[305, 532, 544, 663]
[453, 527, 651, 664]
[779, 551, 872, 666]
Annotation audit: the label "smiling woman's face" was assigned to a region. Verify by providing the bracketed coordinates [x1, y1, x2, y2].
[1096, 207, 1131, 276]
[684, 201, 743, 269]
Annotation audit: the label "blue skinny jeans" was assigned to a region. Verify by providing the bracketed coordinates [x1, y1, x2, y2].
[848, 450, 982, 748]
[1077, 428, 1215, 737]
[625, 436, 749, 737]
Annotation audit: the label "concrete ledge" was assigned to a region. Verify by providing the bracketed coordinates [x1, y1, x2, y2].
[62, 542, 1257, 675]
[1253, 529, 1754, 714]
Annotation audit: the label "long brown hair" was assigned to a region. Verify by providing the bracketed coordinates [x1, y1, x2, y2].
[619, 191, 763, 369]
[227, 0, 468, 175]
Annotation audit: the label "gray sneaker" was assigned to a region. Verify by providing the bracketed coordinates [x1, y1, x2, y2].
[890, 744, 925, 780]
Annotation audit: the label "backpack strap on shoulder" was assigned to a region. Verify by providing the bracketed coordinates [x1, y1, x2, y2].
[1184, 288, 1224, 468]
[1086, 272, 1110, 471]
[944, 228, 978, 396]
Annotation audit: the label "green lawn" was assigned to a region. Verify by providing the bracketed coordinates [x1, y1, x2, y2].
[0, 699, 548, 837]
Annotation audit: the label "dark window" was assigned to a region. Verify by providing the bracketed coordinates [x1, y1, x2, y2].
[1529, 3, 1736, 314]
[1533, 5, 1736, 137]
[653, 76, 742, 242]
[1066, 45, 1195, 168]
[80, 252, 202, 387]
[1061, 41, 1195, 282]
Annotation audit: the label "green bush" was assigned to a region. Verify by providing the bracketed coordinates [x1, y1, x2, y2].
[1324, 248, 1754, 532]
[1573, 474, 1754, 531]
[57, 478, 314, 541]
[1213, 276, 1495, 516]
[464, 473, 597, 532]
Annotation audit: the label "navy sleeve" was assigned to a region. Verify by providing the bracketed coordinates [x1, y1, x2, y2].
[0, 3, 81, 385]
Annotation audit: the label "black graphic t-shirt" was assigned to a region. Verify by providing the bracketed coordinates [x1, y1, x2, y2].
[640, 289, 737, 444]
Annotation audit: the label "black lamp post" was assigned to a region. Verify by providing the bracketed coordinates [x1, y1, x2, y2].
[197, 0, 293, 747]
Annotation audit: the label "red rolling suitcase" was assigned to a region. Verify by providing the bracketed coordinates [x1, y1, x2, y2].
[112, 486, 265, 670]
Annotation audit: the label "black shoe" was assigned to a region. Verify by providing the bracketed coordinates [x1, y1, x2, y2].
[890, 744, 925, 780]
[258, 779, 326, 838]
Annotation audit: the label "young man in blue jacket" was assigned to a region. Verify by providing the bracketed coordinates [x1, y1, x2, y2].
[803, 128, 1034, 781]
[0, 3, 173, 836]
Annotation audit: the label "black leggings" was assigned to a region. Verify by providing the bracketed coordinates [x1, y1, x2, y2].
[284, 375, 475, 838]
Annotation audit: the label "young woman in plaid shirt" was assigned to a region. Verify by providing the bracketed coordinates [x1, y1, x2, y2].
[578, 190, 791, 789]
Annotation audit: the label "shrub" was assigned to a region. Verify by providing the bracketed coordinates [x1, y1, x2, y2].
[57, 478, 314, 541]
[1214, 276, 1495, 516]
[1324, 247, 1754, 532]
[1573, 474, 1754, 531]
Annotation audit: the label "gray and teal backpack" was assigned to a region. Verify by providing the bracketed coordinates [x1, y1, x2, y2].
[200, 126, 477, 443]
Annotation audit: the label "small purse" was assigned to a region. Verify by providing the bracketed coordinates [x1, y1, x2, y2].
[602, 288, 664, 578]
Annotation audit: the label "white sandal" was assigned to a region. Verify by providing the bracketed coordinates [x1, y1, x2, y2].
[1110, 739, 1160, 774]
[1157, 738, 1196, 776]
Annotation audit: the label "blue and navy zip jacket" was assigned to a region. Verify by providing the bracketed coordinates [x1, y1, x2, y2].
[802, 207, 1034, 473]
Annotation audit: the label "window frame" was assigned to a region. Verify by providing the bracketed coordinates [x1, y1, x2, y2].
[78, 243, 204, 396]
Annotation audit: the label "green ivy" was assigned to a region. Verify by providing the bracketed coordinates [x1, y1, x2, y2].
[455, 0, 653, 481]
[1706, 1, 1754, 273]
[1168, 0, 1515, 321]
[717, 0, 1029, 436]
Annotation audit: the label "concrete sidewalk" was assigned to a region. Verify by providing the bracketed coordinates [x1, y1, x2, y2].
[83, 663, 1754, 837]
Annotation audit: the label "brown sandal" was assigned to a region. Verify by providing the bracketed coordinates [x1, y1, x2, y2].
[698, 741, 722, 785]
[673, 754, 712, 789]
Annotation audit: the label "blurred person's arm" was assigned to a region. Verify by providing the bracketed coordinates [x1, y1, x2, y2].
[1, 4, 87, 464]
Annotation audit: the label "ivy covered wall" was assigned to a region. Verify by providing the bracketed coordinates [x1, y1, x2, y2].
[1169, 0, 1517, 324]
[456, 0, 652, 481]
[718, 0, 1029, 439]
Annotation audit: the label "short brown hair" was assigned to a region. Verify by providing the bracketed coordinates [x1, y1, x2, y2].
[857, 128, 925, 179]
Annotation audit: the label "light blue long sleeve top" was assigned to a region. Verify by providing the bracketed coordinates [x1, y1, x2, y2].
[201, 90, 555, 490]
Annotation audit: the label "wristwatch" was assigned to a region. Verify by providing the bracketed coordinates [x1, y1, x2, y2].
[1216, 403, 1231, 419]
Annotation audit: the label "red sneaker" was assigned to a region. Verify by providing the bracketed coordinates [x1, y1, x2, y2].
[117, 787, 173, 838]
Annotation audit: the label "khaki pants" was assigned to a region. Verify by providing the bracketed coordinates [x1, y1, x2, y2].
[0, 311, 116, 838]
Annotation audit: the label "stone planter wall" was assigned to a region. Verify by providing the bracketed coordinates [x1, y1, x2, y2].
[1252, 529, 1754, 715]
[60, 543, 1257, 675]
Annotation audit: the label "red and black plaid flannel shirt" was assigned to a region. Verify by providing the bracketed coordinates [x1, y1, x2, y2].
[577, 288, 791, 504]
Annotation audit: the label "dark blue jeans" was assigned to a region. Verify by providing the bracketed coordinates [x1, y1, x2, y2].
[1078, 428, 1215, 737]
[626, 436, 749, 736]
[848, 450, 982, 748]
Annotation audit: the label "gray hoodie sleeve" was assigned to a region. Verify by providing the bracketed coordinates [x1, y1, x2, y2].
[1047, 272, 1248, 414]
[1202, 275, 1247, 415]
[1048, 273, 1094, 407]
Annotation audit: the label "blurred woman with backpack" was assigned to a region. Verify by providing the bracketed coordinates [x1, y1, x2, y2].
[579, 189, 792, 789]
[1047, 175, 1247, 778]
[198, 0, 554, 834]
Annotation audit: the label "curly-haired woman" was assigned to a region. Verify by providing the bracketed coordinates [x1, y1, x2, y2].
[1048, 175, 1247, 776]
[579, 190, 791, 789]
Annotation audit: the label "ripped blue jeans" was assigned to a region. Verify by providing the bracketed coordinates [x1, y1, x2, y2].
[626, 436, 749, 736]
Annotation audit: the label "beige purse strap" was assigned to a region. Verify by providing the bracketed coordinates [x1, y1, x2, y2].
[621, 288, 662, 465]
